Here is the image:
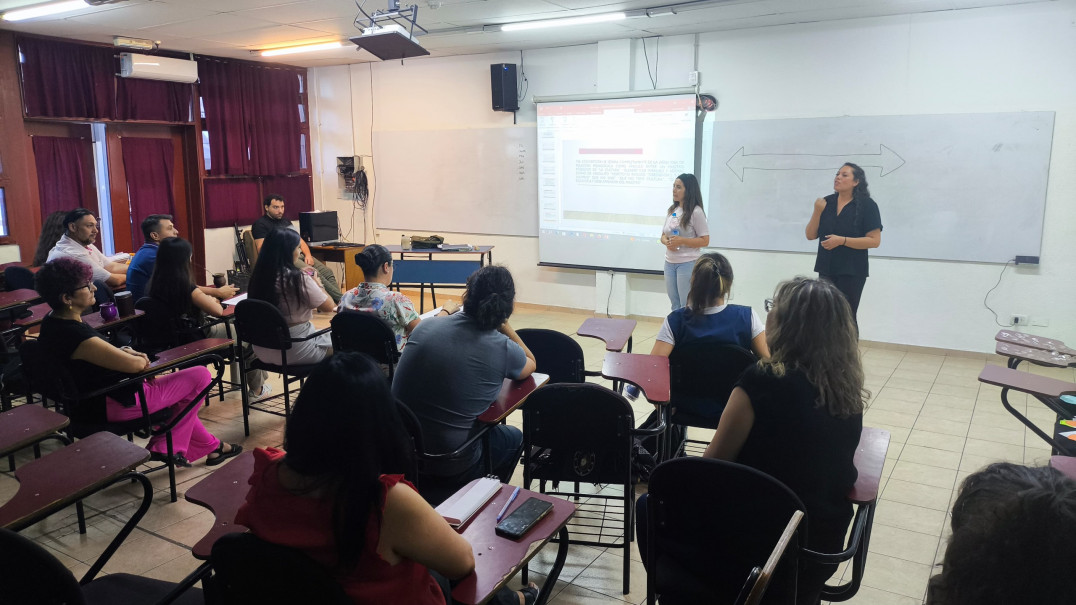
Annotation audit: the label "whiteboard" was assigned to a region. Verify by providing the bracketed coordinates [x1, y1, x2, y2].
[708, 112, 1055, 263]
[373, 127, 538, 237]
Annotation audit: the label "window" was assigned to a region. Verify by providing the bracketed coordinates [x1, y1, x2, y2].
[0, 188, 8, 237]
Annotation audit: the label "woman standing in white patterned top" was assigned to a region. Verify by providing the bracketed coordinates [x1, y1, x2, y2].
[661, 173, 710, 310]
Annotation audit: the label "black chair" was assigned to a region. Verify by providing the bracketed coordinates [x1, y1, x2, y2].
[133, 297, 238, 402]
[517, 328, 600, 384]
[521, 382, 665, 595]
[3, 266, 35, 291]
[644, 458, 805, 605]
[19, 338, 225, 502]
[330, 310, 401, 378]
[232, 299, 329, 436]
[0, 528, 204, 605]
[207, 532, 351, 605]
[665, 343, 756, 458]
[397, 399, 489, 506]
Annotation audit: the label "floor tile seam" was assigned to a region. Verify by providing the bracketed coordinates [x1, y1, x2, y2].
[872, 519, 948, 540]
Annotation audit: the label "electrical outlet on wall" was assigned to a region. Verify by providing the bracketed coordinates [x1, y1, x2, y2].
[1011, 314, 1028, 326]
[688, 71, 699, 85]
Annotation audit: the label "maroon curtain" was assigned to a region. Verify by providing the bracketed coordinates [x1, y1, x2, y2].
[198, 57, 304, 176]
[116, 77, 193, 122]
[18, 37, 116, 119]
[31, 136, 92, 216]
[121, 138, 175, 246]
[264, 175, 313, 220]
[204, 179, 260, 228]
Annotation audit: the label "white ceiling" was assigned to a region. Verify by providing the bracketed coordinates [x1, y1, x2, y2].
[0, 0, 1052, 67]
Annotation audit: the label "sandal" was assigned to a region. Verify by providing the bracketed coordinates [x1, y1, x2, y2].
[149, 450, 192, 468]
[519, 584, 539, 605]
[206, 442, 243, 466]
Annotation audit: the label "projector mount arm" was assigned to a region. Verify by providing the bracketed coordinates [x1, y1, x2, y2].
[354, 0, 428, 38]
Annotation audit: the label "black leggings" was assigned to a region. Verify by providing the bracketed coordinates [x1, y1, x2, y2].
[431, 570, 521, 605]
[818, 274, 867, 325]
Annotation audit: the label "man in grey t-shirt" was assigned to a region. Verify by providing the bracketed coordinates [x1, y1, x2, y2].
[391, 266, 536, 492]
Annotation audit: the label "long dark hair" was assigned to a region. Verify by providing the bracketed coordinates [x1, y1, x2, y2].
[763, 277, 867, 417]
[147, 237, 197, 317]
[667, 173, 705, 232]
[248, 229, 307, 313]
[463, 265, 515, 331]
[355, 244, 392, 281]
[32, 211, 69, 267]
[281, 353, 414, 569]
[685, 252, 733, 313]
[842, 163, 870, 199]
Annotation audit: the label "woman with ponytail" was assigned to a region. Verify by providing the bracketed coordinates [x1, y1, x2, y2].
[338, 244, 459, 350]
[391, 265, 536, 490]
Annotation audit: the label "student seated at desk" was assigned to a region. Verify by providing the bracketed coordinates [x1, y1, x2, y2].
[391, 265, 536, 487]
[146, 237, 270, 400]
[627, 252, 768, 406]
[46, 208, 128, 288]
[237, 353, 536, 605]
[927, 462, 1076, 605]
[637, 277, 864, 605]
[34, 258, 242, 467]
[338, 244, 459, 350]
[248, 229, 335, 366]
[30, 210, 67, 268]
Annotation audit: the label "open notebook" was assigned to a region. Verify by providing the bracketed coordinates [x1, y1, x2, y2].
[435, 476, 501, 527]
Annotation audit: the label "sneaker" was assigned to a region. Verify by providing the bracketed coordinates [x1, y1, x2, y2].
[624, 384, 640, 401]
[248, 384, 272, 401]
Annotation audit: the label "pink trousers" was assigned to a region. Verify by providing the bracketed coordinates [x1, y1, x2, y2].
[106, 366, 219, 462]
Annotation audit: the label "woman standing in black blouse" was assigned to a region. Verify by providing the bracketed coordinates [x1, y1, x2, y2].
[805, 162, 882, 324]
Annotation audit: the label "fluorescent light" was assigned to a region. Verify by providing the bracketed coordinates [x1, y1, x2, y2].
[2, 0, 89, 21]
[500, 12, 626, 32]
[260, 41, 343, 57]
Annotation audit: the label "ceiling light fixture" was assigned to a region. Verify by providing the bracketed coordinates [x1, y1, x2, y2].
[260, 41, 343, 57]
[500, 12, 626, 32]
[2, 0, 91, 21]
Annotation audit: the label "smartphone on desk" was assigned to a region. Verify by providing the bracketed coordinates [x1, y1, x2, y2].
[495, 497, 553, 540]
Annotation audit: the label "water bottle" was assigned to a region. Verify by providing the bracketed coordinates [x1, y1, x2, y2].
[671, 212, 680, 250]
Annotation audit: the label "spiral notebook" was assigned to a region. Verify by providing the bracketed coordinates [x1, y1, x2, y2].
[435, 476, 501, 527]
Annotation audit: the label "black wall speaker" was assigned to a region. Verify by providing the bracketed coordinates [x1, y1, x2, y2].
[490, 63, 519, 112]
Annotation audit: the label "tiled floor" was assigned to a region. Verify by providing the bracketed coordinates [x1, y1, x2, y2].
[2, 297, 1071, 604]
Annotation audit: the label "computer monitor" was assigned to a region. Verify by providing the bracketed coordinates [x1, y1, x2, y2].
[299, 211, 338, 244]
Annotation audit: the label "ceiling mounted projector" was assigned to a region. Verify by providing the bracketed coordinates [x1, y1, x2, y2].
[351, 0, 429, 61]
[349, 24, 429, 60]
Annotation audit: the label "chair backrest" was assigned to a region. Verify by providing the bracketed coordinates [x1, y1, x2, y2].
[0, 527, 87, 605]
[517, 328, 586, 384]
[233, 299, 292, 350]
[646, 457, 806, 605]
[242, 229, 258, 266]
[3, 266, 35, 291]
[134, 296, 204, 353]
[209, 532, 351, 605]
[669, 342, 755, 400]
[330, 311, 399, 367]
[522, 382, 635, 485]
[19, 338, 79, 408]
[91, 279, 114, 308]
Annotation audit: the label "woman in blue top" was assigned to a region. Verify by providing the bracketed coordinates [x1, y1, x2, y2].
[651, 252, 767, 359]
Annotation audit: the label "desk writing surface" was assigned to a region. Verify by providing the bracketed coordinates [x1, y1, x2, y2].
[995, 330, 1076, 356]
[185, 451, 255, 560]
[444, 480, 575, 605]
[0, 406, 69, 458]
[601, 353, 670, 403]
[849, 427, 890, 504]
[146, 338, 233, 373]
[85, 309, 144, 331]
[479, 373, 550, 424]
[0, 289, 41, 311]
[996, 342, 1074, 368]
[13, 302, 50, 327]
[386, 245, 494, 255]
[978, 364, 1076, 399]
[577, 318, 637, 352]
[0, 432, 149, 530]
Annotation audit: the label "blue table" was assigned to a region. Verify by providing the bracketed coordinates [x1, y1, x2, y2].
[386, 245, 494, 312]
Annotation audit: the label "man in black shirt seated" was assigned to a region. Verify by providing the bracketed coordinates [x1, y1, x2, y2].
[251, 194, 342, 303]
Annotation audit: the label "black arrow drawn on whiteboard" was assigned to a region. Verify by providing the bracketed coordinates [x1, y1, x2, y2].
[725, 144, 906, 182]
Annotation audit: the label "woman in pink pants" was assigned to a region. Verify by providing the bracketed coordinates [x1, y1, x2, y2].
[34, 257, 242, 467]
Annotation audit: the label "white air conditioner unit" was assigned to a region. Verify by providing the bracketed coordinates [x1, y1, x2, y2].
[118, 53, 198, 84]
